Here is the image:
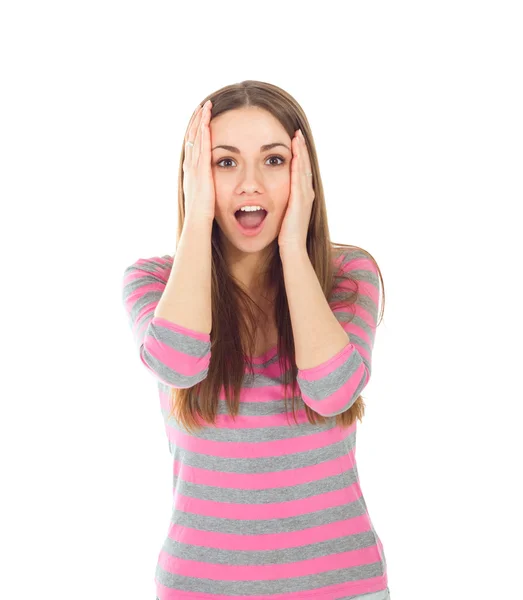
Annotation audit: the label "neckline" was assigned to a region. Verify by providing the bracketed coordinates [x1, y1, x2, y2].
[243, 344, 279, 363]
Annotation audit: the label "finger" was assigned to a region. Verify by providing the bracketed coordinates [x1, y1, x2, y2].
[188, 104, 205, 147]
[192, 103, 208, 166]
[186, 105, 203, 146]
[200, 102, 212, 167]
[291, 133, 300, 175]
[186, 104, 202, 140]
[298, 131, 313, 176]
[184, 105, 203, 165]
[198, 100, 211, 166]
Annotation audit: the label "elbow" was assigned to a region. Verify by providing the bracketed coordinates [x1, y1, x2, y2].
[140, 344, 211, 389]
[299, 360, 371, 418]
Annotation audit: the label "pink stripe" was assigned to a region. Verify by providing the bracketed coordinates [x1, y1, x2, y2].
[143, 329, 210, 376]
[300, 362, 368, 415]
[172, 450, 351, 490]
[173, 485, 361, 520]
[166, 512, 372, 551]
[338, 309, 373, 362]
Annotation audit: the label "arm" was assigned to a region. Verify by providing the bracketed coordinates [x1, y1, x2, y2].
[121, 217, 213, 388]
[154, 217, 213, 333]
[280, 245, 380, 417]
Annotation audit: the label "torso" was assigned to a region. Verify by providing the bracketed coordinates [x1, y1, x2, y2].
[251, 319, 279, 358]
[242, 294, 279, 358]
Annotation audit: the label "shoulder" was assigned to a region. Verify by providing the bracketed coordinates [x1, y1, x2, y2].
[331, 244, 373, 271]
[124, 254, 174, 282]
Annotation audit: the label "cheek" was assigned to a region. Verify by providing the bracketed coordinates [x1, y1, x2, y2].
[273, 180, 291, 206]
[213, 197, 229, 220]
[212, 178, 239, 206]
[267, 173, 290, 194]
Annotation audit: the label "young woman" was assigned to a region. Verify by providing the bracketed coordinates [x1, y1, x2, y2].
[122, 80, 390, 600]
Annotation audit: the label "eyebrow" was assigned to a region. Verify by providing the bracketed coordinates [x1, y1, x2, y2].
[211, 142, 290, 153]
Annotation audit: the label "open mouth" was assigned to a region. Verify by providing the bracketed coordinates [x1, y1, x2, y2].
[234, 208, 268, 235]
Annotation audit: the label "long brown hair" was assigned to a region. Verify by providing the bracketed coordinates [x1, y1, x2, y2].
[168, 80, 385, 434]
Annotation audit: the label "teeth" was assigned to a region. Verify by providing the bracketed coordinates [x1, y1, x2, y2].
[238, 205, 264, 212]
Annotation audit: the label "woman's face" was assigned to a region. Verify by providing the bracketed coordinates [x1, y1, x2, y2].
[209, 106, 292, 257]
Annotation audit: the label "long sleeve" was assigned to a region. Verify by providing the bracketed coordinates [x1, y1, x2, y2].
[296, 248, 380, 417]
[121, 255, 211, 388]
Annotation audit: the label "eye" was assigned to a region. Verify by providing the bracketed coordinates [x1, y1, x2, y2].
[215, 155, 286, 169]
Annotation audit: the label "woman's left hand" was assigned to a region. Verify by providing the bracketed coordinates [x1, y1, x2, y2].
[278, 128, 315, 251]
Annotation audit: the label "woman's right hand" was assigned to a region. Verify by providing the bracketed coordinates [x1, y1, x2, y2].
[183, 100, 216, 224]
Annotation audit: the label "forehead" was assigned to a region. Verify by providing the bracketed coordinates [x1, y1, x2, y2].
[209, 107, 288, 142]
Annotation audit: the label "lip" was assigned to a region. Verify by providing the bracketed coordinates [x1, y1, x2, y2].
[233, 210, 268, 237]
[233, 201, 269, 213]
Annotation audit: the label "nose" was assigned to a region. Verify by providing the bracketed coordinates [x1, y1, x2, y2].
[238, 164, 263, 195]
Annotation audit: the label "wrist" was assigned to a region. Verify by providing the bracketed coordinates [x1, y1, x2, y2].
[279, 243, 308, 260]
[184, 213, 214, 231]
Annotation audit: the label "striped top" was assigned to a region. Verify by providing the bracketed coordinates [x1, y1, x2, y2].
[121, 247, 388, 600]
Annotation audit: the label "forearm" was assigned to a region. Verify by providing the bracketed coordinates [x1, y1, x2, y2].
[280, 246, 350, 370]
[154, 217, 213, 334]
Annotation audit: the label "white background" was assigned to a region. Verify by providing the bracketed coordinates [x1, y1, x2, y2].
[1, 1, 522, 599]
